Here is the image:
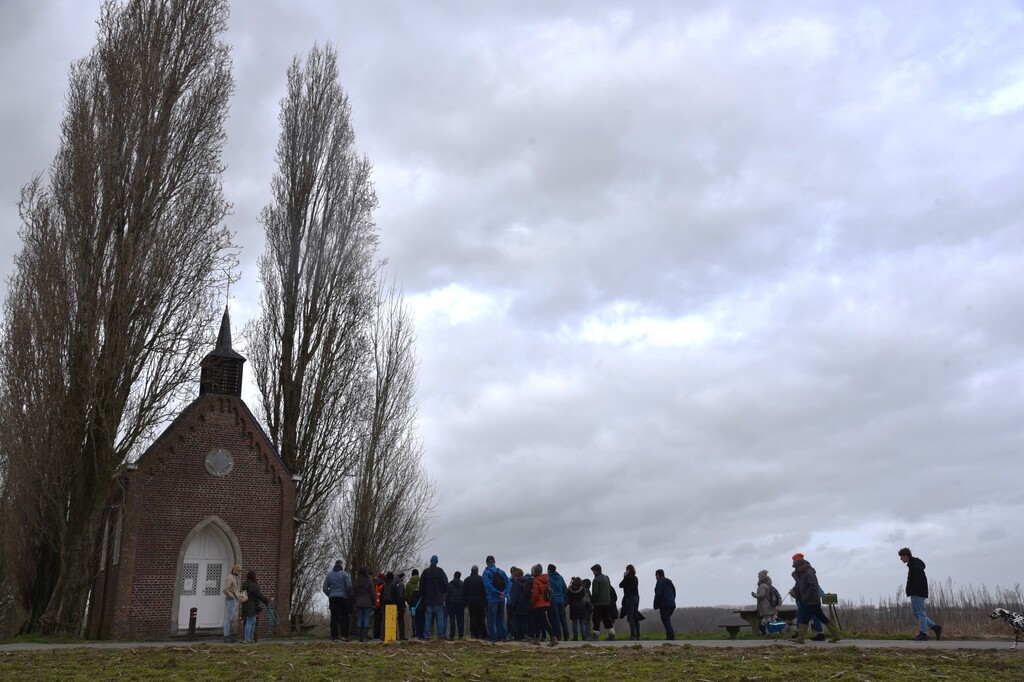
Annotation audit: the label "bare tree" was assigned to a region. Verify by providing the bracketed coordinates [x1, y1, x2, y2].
[244, 43, 379, 616]
[0, 0, 234, 634]
[334, 280, 435, 574]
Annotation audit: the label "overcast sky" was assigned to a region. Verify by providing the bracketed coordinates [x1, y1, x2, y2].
[2, 1, 1023, 609]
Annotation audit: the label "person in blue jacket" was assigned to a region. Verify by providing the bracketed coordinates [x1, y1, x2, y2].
[547, 564, 570, 640]
[483, 555, 510, 642]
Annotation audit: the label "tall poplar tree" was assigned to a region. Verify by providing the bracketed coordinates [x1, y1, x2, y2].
[0, 0, 235, 634]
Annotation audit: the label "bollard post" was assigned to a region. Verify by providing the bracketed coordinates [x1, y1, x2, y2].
[384, 604, 397, 643]
[188, 607, 197, 641]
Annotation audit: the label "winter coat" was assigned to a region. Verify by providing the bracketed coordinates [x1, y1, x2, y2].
[322, 567, 351, 599]
[547, 570, 568, 605]
[754, 576, 775, 617]
[619, 574, 639, 599]
[240, 578, 269, 618]
[792, 561, 821, 606]
[420, 564, 449, 606]
[223, 572, 240, 601]
[463, 572, 486, 604]
[905, 556, 928, 598]
[591, 572, 612, 606]
[393, 579, 407, 607]
[381, 579, 398, 604]
[353, 575, 376, 608]
[513, 576, 534, 616]
[531, 573, 551, 609]
[446, 578, 464, 608]
[405, 575, 421, 603]
[566, 583, 588, 620]
[653, 577, 676, 610]
[483, 564, 510, 604]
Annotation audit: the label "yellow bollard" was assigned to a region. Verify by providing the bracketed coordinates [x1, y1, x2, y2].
[384, 604, 397, 643]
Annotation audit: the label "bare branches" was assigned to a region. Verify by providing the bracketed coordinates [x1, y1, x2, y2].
[244, 43, 379, 616]
[334, 280, 436, 575]
[0, 0, 235, 634]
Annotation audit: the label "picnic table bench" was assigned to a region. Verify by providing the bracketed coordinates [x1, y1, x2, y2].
[733, 605, 798, 634]
[719, 623, 746, 640]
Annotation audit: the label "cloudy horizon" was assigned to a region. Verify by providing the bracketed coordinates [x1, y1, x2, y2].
[2, 0, 1023, 609]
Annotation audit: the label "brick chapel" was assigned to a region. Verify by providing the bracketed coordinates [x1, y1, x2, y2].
[86, 309, 297, 639]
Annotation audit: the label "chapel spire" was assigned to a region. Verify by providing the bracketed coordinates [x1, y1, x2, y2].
[199, 306, 246, 397]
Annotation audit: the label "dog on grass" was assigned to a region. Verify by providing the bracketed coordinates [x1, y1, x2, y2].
[989, 608, 1024, 649]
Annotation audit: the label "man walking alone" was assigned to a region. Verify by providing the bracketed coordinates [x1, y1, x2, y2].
[899, 547, 942, 641]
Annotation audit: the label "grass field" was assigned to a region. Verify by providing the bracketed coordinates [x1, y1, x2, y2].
[0, 641, 1021, 681]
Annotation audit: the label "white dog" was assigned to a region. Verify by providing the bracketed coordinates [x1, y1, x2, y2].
[989, 608, 1024, 649]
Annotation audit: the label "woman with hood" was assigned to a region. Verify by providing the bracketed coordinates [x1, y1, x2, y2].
[566, 576, 588, 641]
[530, 564, 558, 646]
[752, 569, 776, 632]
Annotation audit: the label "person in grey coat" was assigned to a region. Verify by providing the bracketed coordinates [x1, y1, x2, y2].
[752, 569, 776, 629]
[323, 560, 352, 641]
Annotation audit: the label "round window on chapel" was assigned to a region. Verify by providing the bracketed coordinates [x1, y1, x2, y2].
[205, 448, 233, 477]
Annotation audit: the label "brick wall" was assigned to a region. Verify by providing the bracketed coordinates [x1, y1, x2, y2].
[91, 394, 295, 640]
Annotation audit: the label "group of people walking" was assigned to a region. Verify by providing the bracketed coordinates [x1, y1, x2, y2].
[321, 556, 679, 645]
[750, 548, 942, 643]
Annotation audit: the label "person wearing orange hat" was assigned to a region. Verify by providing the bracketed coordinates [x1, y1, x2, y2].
[788, 554, 825, 640]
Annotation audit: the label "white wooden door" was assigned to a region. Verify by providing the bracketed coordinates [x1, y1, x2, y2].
[178, 525, 230, 629]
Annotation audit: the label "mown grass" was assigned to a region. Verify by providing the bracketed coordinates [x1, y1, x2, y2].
[0, 641, 1021, 681]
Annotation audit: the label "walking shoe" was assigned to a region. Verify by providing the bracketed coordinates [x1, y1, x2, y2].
[932, 625, 942, 641]
[913, 632, 929, 641]
[811, 634, 826, 641]
[607, 633, 616, 641]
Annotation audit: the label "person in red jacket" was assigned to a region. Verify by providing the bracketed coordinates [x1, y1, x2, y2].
[530, 564, 559, 646]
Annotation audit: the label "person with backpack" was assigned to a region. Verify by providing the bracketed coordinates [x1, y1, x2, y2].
[393, 572, 408, 640]
[530, 564, 558, 646]
[619, 564, 642, 640]
[446, 570, 466, 640]
[483, 555, 510, 642]
[752, 569, 780, 632]
[653, 568, 676, 640]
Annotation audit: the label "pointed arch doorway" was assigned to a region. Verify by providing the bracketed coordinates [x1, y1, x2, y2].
[175, 518, 240, 630]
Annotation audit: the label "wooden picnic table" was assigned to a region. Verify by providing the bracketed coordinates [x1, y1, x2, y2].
[733, 605, 798, 633]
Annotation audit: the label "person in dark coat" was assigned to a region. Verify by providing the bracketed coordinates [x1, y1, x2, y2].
[511, 567, 533, 640]
[419, 555, 448, 640]
[353, 567, 376, 642]
[619, 564, 641, 640]
[446, 571, 466, 640]
[405, 568, 423, 639]
[566, 576, 588, 640]
[791, 558, 842, 643]
[240, 570, 270, 644]
[653, 569, 676, 640]
[789, 552, 825, 639]
[462, 565, 488, 639]
[393, 572, 408, 640]
[899, 547, 942, 641]
[582, 577, 595, 640]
